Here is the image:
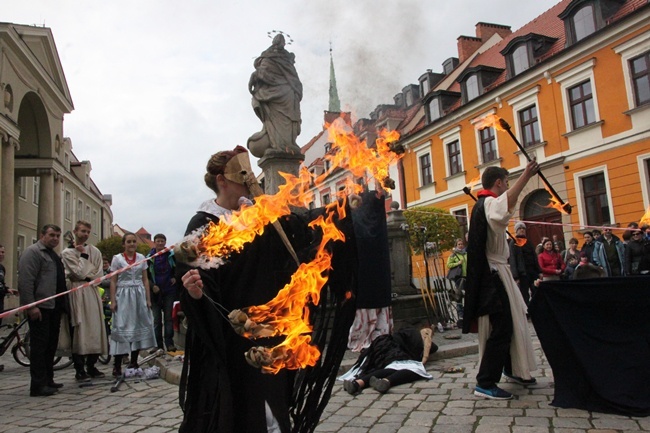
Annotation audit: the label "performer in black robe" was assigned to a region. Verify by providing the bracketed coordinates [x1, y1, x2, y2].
[176, 146, 357, 433]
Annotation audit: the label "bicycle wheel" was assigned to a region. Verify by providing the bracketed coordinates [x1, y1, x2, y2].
[12, 326, 30, 366]
[53, 356, 73, 370]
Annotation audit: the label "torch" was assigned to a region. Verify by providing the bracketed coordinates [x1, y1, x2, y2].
[495, 117, 572, 215]
[463, 186, 521, 244]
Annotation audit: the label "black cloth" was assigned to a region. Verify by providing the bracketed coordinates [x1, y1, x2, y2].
[177, 207, 357, 433]
[463, 197, 505, 334]
[529, 276, 650, 416]
[358, 368, 421, 387]
[352, 191, 391, 308]
[28, 308, 61, 391]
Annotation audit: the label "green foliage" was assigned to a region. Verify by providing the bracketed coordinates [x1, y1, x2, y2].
[403, 207, 461, 254]
[96, 236, 152, 259]
[95, 236, 124, 260]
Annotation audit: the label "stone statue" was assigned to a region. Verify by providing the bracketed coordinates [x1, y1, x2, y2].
[247, 34, 303, 158]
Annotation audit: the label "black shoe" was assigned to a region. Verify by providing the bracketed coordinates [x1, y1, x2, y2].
[112, 367, 122, 377]
[502, 371, 537, 386]
[75, 371, 90, 382]
[30, 386, 58, 397]
[369, 376, 391, 394]
[47, 382, 64, 389]
[166, 346, 177, 352]
[87, 367, 105, 378]
[343, 379, 361, 395]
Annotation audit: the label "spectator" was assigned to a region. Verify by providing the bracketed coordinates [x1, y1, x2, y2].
[109, 233, 156, 377]
[624, 228, 650, 275]
[561, 238, 581, 279]
[147, 234, 178, 353]
[592, 225, 626, 277]
[18, 224, 67, 397]
[447, 238, 467, 325]
[340, 327, 437, 395]
[508, 222, 541, 306]
[592, 229, 603, 243]
[581, 231, 596, 264]
[573, 252, 606, 279]
[538, 238, 566, 281]
[622, 222, 639, 243]
[61, 221, 108, 381]
[552, 234, 566, 254]
[535, 237, 549, 256]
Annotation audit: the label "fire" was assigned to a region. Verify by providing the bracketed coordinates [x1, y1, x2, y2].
[193, 123, 404, 373]
[318, 118, 402, 191]
[640, 206, 650, 227]
[467, 175, 481, 192]
[474, 113, 506, 131]
[543, 184, 570, 215]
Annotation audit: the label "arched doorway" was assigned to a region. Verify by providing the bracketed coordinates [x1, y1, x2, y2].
[521, 189, 564, 248]
[16, 91, 52, 159]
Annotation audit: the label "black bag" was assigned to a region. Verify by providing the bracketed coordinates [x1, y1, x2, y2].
[446, 265, 462, 281]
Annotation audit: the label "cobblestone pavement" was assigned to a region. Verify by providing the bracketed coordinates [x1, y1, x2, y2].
[0, 329, 648, 432]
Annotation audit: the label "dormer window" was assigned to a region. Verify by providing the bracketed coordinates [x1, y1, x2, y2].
[573, 4, 596, 42]
[458, 66, 504, 103]
[560, 0, 624, 47]
[466, 75, 479, 102]
[324, 142, 332, 153]
[501, 34, 558, 79]
[427, 97, 441, 123]
[512, 45, 530, 76]
[421, 78, 430, 97]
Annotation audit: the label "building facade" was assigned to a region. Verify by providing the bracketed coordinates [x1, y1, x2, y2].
[0, 23, 113, 288]
[398, 0, 650, 249]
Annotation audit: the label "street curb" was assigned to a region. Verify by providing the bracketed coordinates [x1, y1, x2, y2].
[155, 341, 480, 387]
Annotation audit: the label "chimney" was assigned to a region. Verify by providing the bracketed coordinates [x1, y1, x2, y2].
[457, 35, 483, 63]
[475, 22, 512, 41]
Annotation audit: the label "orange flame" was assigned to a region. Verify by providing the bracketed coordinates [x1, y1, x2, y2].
[640, 206, 650, 227]
[467, 175, 481, 192]
[317, 119, 402, 191]
[474, 114, 506, 131]
[515, 237, 527, 247]
[543, 184, 569, 215]
[196, 123, 403, 373]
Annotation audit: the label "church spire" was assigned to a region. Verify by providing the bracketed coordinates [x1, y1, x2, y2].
[328, 43, 341, 112]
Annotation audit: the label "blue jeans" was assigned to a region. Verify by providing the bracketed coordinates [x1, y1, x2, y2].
[152, 292, 175, 349]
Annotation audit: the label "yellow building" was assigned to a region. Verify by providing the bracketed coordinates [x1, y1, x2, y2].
[399, 0, 650, 250]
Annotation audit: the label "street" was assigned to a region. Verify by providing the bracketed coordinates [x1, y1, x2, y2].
[0, 331, 648, 432]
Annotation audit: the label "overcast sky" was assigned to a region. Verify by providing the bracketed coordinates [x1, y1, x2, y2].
[5, 0, 559, 244]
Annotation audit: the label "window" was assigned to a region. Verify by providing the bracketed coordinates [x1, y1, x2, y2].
[419, 153, 433, 186]
[479, 128, 497, 163]
[582, 172, 610, 225]
[93, 210, 98, 234]
[447, 140, 461, 176]
[85, 205, 91, 222]
[630, 52, 650, 107]
[573, 5, 596, 42]
[32, 177, 39, 205]
[428, 97, 441, 122]
[466, 74, 479, 101]
[64, 191, 72, 221]
[421, 78, 430, 97]
[322, 193, 330, 205]
[77, 199, 84, 221]
[453, 209, 468, 239]
[17, 235, 25, 260]
[519, 105, 541, 147]
[568, 80, 596, 129]
[512, 45, 530, 76]
[18, 177, 26, 199]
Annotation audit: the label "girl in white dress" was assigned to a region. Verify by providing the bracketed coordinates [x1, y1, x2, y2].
[109, 233, 156, 376]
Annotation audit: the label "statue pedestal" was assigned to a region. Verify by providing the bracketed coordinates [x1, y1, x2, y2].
[258, 150, 305, 195]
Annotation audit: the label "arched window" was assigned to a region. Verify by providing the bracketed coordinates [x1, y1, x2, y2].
[466, 75, 479, 101]
[573, 5, 596, 42]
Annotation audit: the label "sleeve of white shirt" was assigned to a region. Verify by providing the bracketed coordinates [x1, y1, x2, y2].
[484, 194, 513, 231]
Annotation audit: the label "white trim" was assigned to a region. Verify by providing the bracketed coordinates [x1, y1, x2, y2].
[439, 126, 461, 142]
[554, 58, 600, 133]
[472, 109, 500, 166]
[572, 165, 615, 227]
[613, 30, 650, 111]
[637, 152, 650, 208]
[450, 204, 470, 232]
[416, 147, 434, 190]
[507, 85, 544, 160]
[441, 129, 463, 178]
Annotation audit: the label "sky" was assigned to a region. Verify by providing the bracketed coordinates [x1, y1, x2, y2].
[5, 0, 560, 244]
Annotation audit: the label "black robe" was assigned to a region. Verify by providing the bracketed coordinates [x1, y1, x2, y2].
[177, 208, 357, 433]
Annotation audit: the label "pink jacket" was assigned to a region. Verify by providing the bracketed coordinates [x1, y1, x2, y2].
[538, 250, 566, 277]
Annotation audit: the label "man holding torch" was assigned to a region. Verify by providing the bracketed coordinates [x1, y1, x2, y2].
[463, 159, 540, 400]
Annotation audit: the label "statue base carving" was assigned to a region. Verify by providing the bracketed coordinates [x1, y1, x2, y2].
[258, 151, 305, 196]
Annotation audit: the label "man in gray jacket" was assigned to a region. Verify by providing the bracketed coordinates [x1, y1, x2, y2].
[18, 224, 67, 397]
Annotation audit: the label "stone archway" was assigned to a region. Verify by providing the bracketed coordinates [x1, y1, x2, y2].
[16, 91, 52, 158]
[521, 189, 564, 248]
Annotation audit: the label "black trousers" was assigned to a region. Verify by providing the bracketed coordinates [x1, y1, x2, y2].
[476, 277, 513, 388]
[69, 324, 100, 373]
[359, 368, 421, 387]
[28, 308, 61, 390]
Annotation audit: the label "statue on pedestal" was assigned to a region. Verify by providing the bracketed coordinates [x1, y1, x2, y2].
[247, 33, 303, 158]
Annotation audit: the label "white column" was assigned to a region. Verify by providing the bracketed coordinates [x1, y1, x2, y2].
[1, 134, 18, 288]
[37, 168, 55, 232]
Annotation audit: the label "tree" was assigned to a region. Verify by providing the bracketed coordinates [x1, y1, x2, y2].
[96, 236, 152, 260]
[403, 207, 461, 254]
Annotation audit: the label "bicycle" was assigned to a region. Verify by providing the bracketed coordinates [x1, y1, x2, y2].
[0, 315, 30, 366]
